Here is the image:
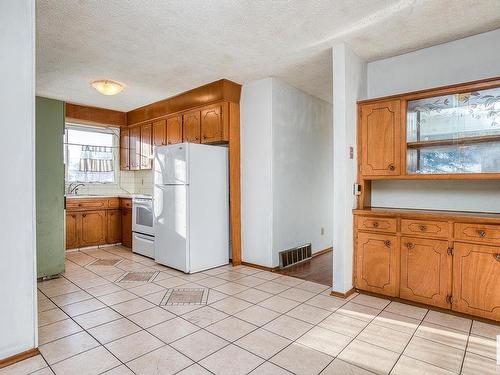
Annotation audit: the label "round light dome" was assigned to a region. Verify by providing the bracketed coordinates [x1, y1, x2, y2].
[91, 80, 124, 95]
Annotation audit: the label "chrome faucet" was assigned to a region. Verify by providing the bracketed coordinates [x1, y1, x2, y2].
[69, 183, 85, 195]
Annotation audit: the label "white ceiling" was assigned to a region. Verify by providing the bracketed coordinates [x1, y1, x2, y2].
[36, 0, 500, 111]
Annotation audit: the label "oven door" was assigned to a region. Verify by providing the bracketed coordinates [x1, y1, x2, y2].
[132, 198, 154, 236]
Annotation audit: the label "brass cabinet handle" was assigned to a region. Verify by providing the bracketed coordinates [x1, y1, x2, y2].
[203, 135, 207, 139]
[495, 253, 500, 261]
[82, 213, 87, 217]
[405, 242, 414, 250]
[372, 222, 379, 228]
[71, 214, 76, 218]
[384, 240, 391, 247]
[477, 230, 486, 238]
[419, 225, 427, 231]
[388, 164, 395, 171]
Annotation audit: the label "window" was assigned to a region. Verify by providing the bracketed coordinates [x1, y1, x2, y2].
[64, 124, 120, 183]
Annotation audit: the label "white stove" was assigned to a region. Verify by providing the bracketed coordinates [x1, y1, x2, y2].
[132, 195, 154, 258]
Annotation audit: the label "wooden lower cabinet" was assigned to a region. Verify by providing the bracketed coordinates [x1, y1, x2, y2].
[356, 232, 398, 297]
[354, 209, 500, 321]
[66, 201, 127, 249]
[400, 237, 452, 308]
[121, 208, 132, 248]
[106, 210, 122, 244]
[452, 242, 500, 320]
[80, 211, 107, 247]
[66, 212, 79, 249]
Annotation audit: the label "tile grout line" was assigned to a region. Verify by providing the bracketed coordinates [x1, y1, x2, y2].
[386, 308, 430, 374]
[458, 319, 474, 374]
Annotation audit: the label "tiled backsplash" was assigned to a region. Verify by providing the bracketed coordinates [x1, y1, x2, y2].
[65, 169, 153, 196]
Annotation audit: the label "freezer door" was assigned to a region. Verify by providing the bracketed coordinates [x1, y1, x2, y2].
[154, 184, 189, 272]
[154, 143, 188, 185]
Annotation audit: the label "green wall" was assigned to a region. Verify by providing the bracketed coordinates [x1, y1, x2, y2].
[36, 96, 65, 278]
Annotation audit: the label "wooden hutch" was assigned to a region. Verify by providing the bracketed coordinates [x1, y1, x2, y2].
[354, 77, 500, 321]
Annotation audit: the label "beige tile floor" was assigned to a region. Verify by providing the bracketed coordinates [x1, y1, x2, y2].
[2, 245, 499, 375]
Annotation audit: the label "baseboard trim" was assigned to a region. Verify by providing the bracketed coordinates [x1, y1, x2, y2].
[312, 247, 333, 257]
[240, 261, 279, 272]
[330, 287, 356, 299]
[0, 348, 39, 369]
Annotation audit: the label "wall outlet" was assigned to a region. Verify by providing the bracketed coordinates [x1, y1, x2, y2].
[321, 227, 325, 235]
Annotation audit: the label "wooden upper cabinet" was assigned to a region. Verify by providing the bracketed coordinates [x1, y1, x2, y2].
[129, 126, 141, 170]
[166, 115, 183, 145]
[120, 128, 130, 170]
[400, 237, 452, 308]
[453, 242, 500, 320]
[152, 119, 166, 147]
[360, 100, 401, 176]
[140, 123, 153, 169]
[106, 210, 122, 244]
[66, 212, 79, 249]
[201, 103, 228, 143]
[183, 111, 201, 143]
[80, 211, 106, 247]
[355, 231, 398, 297]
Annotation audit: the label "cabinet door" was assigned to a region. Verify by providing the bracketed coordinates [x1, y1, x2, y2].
[80, 211, 106, 247]
[152, 119, 166, 147]
[66, 212, 80, 249]
[121, 208, 132, 248]
[129, 126, 141, 170]
[400, 237, 452, 308]
[360, 100, 401, 176]
[356, 232, 398, 296]
[201, 104, 228, 143]
[120, 128, 130, 170]
[166, 115, 183, 145]
[106, 210, 122, 244]
[140, 123, 153, 169]
[452, 243, 500, 320]
[182, 111, 201, 143]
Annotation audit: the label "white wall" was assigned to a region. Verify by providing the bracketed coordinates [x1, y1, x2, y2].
[241, 78, 333, 268]
[241, 78, 274, 266]
[368, 29, 500, 98]
[272, 79, 333, 266]
[372, 180, 500, 213]
[0, 0, 37, 360]
[367, 28, 500, 212]
[332, 44, 367, 293]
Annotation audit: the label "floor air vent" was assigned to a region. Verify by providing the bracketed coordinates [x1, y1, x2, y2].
[279, 243, 312, 268]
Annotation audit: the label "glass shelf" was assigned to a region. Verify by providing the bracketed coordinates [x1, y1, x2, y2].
[406, 86, 500, 174]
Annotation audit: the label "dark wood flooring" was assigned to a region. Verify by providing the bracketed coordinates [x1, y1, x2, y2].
[275, 250, 332, 286]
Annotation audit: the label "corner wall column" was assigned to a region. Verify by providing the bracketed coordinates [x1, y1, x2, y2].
[332, 44, 367, 294]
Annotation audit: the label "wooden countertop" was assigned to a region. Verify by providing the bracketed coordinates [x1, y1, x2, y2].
[353, 207, 500, 223]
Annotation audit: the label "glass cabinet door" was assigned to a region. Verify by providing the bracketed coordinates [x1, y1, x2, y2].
[406, 86, 500, 174]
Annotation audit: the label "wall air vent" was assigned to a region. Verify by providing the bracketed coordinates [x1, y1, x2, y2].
[279, 243, 312, 268]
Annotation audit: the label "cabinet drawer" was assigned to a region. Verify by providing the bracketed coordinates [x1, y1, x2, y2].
[108, 199, 120, 208]
[401, 219, 449, 238]
[120, 198, 132, 209]
[66, 199, 107, 210]
[357, 216, 397, 233]
[455, 223, 500, 245]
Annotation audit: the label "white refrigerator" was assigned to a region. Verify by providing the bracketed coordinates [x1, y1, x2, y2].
[153, 143, 229, 273]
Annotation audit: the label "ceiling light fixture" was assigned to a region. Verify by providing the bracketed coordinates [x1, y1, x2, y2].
[91, 79, 124, 96]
